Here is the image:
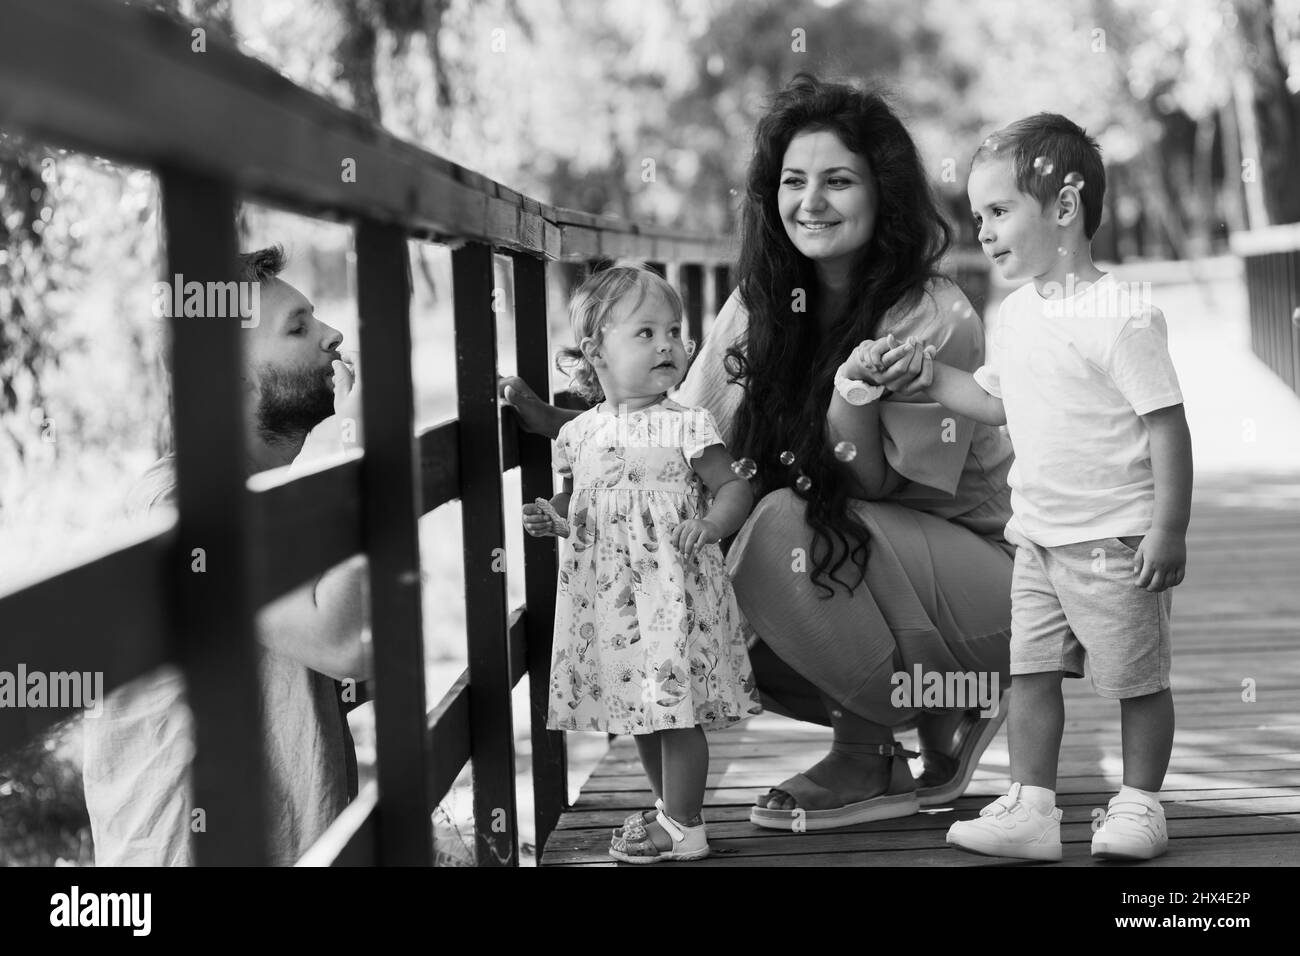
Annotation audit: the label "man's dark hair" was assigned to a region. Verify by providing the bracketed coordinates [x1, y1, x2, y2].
[238, 244, 286, 284]
[971, 113, 1106, 239]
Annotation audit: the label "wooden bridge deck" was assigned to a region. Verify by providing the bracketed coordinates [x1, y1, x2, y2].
[540, 471, 1300, 866]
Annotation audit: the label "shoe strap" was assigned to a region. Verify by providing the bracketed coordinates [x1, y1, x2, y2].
[653, 798, 685, 843]
[874, 742, 920, 759]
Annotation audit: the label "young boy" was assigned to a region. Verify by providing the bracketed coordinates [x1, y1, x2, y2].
[915, 114, 1193, 861]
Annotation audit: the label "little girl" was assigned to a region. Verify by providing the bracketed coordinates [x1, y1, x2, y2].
[523, 263, 762, 863]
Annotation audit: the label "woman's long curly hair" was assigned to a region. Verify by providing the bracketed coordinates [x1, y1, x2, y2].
[725, 73, 953, 598]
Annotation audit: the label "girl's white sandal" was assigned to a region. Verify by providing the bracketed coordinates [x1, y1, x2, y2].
[609, 799, 710, 864]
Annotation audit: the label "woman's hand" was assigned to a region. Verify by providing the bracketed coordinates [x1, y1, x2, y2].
[496, 374, 559, 437]
[843, 335, 930, 391]
[887, 343, 937, 398]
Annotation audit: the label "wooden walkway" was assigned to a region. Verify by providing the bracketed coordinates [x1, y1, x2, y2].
[541, 471, 1300, 866]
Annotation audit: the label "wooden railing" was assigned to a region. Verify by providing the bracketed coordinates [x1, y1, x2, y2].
[0, 0, 734, 866]
[1231, 224, 1300, 397]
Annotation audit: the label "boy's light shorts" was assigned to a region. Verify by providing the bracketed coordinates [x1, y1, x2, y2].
[1005, 524, 1172, 699]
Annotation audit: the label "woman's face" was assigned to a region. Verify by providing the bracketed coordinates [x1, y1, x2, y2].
[778, 129, 877, 272]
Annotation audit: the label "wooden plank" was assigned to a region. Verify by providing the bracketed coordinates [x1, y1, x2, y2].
[510, 250, 569, 852]
[355, 219, 432, 866]
[508, 607, 527, 687]
[554, 832, 1300, 867]
[0, 528, 174, 753]
[299, 782, 379, 867]
[159, 168, 265, 865]
[452, 242, 519, 866]
[247, 457, 362, 609]
[553, 793, 1300, 832]
[565, 771, 1300, 813]
[544, 812, 1300, 865]
[428, 671, 472, 803]
[544, 804, 1300, 857]
[418, 419, 459, 512]
[416, 416, 522, 515]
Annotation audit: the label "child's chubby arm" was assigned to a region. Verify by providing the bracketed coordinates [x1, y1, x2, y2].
[1134, 403, 1192, 592]
[522, 476, 573, 538]
[670, 443, 754, 562]
[916, 352, 1008, 427]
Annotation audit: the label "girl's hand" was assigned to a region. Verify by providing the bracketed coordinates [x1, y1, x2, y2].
[672, 517, 722, 562]
[523, 497, 570, 538]
[522, 502, 558, 537]
[498, 375, 555, 436]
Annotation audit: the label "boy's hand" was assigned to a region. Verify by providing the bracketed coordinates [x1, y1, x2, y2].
[672, 517, 722, 562]
[1132, 529, 1186, 592]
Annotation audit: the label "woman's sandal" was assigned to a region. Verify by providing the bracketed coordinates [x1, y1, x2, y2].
[916, 687, 1010, 807]
[749, 742, 920, 831]
[609, 799, 710, 864]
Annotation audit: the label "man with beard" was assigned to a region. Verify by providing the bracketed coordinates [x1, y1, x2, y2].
[83, 246, 371, 866]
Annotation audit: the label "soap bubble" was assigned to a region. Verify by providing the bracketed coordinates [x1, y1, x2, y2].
[1033, 156, 1054, 175]
[833, 441, 858, 462]
[795, 474, 812, 492]
[731, 457, 757, 480]
[779, 450, 796, 466]
[1063, 171, 1084, 190]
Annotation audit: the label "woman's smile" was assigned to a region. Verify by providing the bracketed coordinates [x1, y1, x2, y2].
[778, 129, 877, 275]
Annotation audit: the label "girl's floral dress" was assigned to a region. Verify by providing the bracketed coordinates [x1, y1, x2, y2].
[546, 398, 762, 734]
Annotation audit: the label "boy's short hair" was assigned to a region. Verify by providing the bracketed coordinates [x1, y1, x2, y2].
[971, 113, 1106, 239]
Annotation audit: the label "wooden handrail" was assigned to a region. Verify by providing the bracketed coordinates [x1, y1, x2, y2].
[0, 0, 734, 265]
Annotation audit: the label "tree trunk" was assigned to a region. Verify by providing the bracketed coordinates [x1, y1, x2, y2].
[336, 0, 383, 125]
[1235, 0, 1300, 225]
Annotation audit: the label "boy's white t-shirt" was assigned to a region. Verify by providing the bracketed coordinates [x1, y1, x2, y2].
[973, 273, 1183, 547]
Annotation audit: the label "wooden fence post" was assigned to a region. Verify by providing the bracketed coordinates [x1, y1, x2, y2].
[159, 168, 266, 865]
[509, 251, 568, 853]
[453, 242, 520, 866]
[355, 221, 433, 865]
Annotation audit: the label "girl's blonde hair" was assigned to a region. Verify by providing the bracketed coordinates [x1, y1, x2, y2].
[556, 262, 685, 403]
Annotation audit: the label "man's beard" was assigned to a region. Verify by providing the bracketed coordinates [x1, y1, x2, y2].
[255, 361, 335, 445]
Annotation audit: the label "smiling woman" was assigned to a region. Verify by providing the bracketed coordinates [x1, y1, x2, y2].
[778, 130, 878, 284]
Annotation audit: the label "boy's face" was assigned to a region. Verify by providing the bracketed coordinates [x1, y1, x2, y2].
[968, 158, 1060, 282]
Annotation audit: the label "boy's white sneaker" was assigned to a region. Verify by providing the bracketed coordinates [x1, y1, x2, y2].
[1092, 792, 1168, 860]
[945, 782, 1063, 861]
